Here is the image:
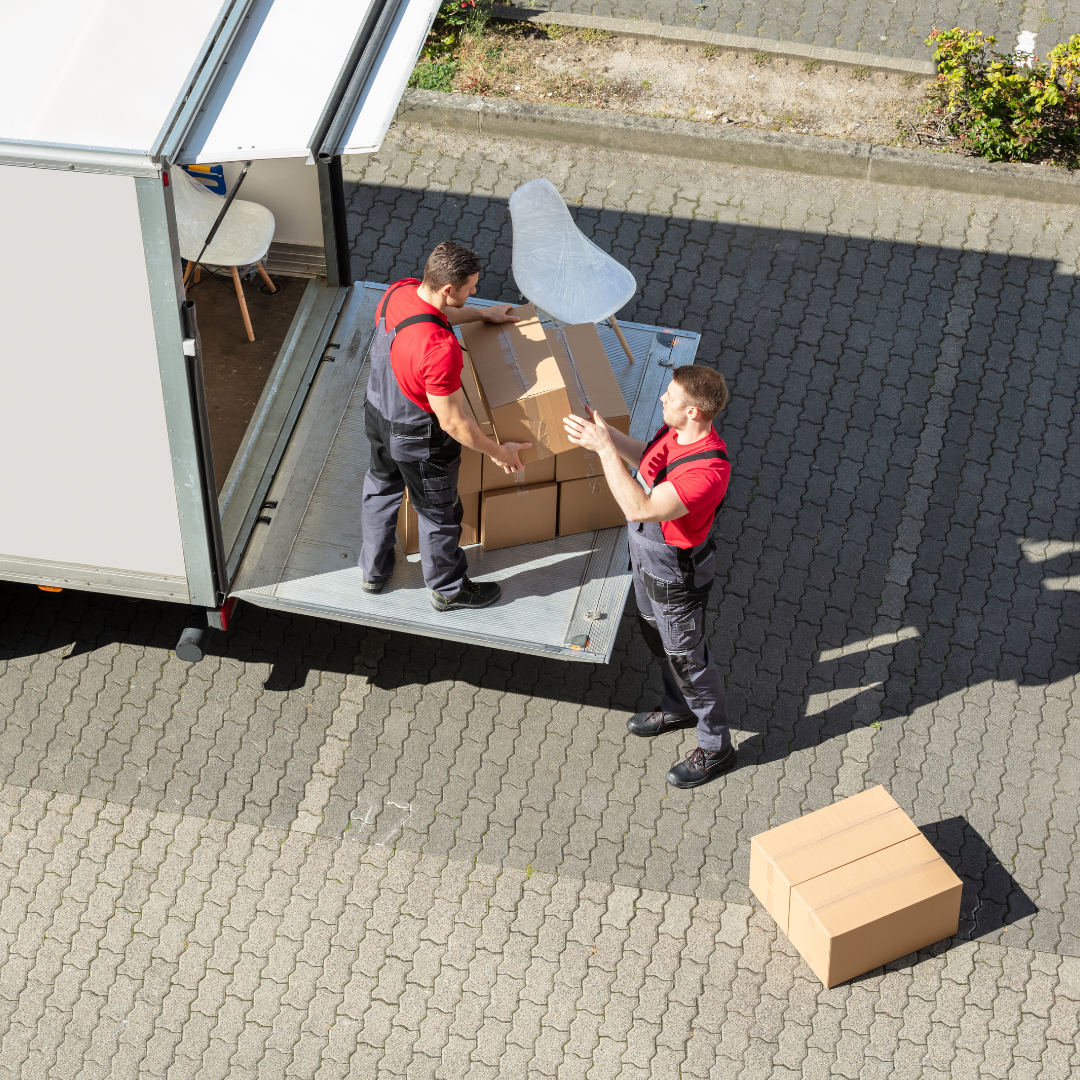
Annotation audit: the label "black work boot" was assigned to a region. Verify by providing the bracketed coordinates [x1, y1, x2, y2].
[431, 576, 501, 612]
[626, 710, 696, 737]
[666, 744, 737, 789]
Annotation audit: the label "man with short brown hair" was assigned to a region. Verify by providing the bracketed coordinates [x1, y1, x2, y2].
[564, 364, 735, 788]
[359, 242, 531, 610]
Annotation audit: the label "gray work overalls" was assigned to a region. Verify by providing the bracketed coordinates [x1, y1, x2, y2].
[358, 282, 469, 596]
[630, 428, 730, 752]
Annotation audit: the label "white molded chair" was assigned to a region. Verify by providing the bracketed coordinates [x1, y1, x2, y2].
[171, 165, 277, 342]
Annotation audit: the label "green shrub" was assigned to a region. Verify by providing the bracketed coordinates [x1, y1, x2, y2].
[422, 0, 487, 60]
[409, 60, 461, 92]
[927, 27, 1080, 165]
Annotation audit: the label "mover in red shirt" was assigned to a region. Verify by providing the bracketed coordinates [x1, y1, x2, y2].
[359, 242, 530, 610]
[564, 365, 735, 788]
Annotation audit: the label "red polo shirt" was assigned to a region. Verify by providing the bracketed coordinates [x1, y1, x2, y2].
[383, 278, 463, 412]
[638, 425, 730, 548]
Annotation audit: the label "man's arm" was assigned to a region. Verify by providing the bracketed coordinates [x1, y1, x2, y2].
[604, 426, 650, 472]
[430, 389, 530, 473]
[445, 303, 519, 326]
[564, 411, 688, 523]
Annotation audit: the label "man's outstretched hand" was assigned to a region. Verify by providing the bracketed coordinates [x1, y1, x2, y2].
[490, 440, 532, 473]
[563, 410, 613, 455]
[480, 304, 520, 325]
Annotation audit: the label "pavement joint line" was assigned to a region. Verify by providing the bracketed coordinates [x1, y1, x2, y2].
[489, 4, 938, 76]
[848, 267, 978, 746]
[394, 88, 1080, 207]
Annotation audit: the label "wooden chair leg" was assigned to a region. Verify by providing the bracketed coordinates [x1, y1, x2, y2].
[255, 261, 277, 293]
[230, 266, 255, 342]
[608, 316, 635, 365]
[194, 265, 201, 284]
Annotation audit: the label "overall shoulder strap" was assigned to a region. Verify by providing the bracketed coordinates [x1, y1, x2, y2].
[377, 280, 415, 325]
[641, 425, 670, 457]
[651, 448, 728, 486]
[386, 312, 451, 346]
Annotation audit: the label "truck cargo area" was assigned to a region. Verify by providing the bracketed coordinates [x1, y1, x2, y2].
[188, 269, 309, 491]
[228, 282, 701, 663]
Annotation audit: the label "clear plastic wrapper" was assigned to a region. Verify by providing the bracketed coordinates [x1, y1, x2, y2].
[509, 177, 636, 325]
[171, 165, 275, 267]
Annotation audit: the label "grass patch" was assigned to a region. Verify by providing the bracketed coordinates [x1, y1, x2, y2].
[851, 65, 871, 80]
[702, 44, 722, 60]
[751, 51, 772, 66]
[409, 60, 461, 92]
[802, 58, 821, 73]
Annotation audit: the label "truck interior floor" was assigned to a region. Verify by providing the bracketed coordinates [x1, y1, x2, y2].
[229, 283, 701, 663]
[187, 270, 308, 491]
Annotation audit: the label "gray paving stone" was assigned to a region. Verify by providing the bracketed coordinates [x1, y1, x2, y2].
[6, 123, 1080, 1077]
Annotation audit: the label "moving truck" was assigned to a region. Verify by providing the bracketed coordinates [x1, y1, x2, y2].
[0, 0, 702, 664]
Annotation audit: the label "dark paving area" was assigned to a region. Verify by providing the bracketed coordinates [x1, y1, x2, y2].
[3, 128, 1080, 1078]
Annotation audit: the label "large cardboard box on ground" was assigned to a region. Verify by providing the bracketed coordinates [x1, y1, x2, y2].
[397, 489, 479, 555]
[750, 786, 962, 987]
[558, 476, 627, 536]
[480, 482, 557, 550]
[462, 306, 604, 464]
[481, 453, 556, 492]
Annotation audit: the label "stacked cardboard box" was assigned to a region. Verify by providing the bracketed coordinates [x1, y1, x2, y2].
[398, 489, 480, 555]
[461, 305, 586, 464]
[463, 312, 631, 545]
[398, 316, 632, 553]
[750, 787, 963, 987]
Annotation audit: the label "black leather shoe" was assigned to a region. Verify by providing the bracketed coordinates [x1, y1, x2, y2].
[361, 573, 386, 594]
[431, 576, 501, 612]
[666, 744, 737, 789]
[627, 710, 696, 737]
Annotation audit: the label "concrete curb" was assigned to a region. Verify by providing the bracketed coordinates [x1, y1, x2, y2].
[489, 4, 936, 77]
[397, 89, 1080, 206]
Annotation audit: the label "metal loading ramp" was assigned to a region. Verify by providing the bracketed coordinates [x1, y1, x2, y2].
[230, 282, 700, 662]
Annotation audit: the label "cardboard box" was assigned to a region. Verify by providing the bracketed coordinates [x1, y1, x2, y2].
[460, 347, 496, 438]
[787, 832, 963, 988]
[557, 476, 627, 535]
[750, 786, 962, 987]
[457, 393, 483, 496]
[397, 489, 480, 555]
[397, 491, 420, 556]
[460, 491, 480, 546]
[480, 482, 557, 550]
[482, 453, 556, 492]
[556, 416, 632, 482]
[461, 305, 593, 463]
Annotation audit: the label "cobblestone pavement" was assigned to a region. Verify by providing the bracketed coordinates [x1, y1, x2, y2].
[3, 129, 1080, 1077]
[520, 0, 1080, 62]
